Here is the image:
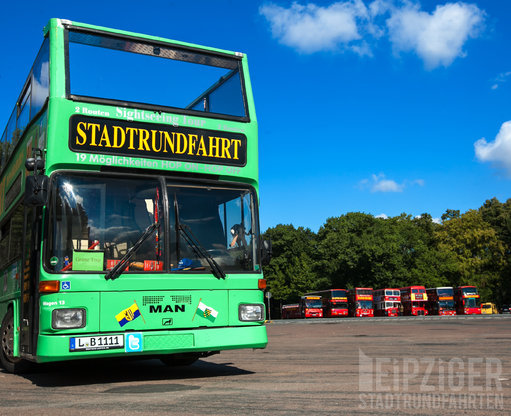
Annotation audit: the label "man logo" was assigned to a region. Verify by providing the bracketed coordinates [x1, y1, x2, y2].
[162, 318, 173, 326]
[149, 304, 186, 313]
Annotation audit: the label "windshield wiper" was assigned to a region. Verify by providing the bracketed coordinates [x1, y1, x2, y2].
[105, 222, 159, 281]
[178, 224, 226, 280]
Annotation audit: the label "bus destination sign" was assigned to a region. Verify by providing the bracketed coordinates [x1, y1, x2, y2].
[69, 115, 247, 167]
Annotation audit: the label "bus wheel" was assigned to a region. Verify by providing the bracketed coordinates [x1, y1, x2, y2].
[0, 310, 31, 374]
[160, 353, 200, 366]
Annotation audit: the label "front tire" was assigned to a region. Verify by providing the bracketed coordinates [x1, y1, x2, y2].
[1, 309, 31, 374]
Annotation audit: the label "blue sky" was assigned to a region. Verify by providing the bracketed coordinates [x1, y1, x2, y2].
[1, 0, 510, 231]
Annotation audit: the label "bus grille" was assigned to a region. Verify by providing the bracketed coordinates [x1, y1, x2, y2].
[144, 334, 195, 350]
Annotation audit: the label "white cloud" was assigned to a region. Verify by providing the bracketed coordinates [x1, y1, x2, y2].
[259, 1, 486, 68]
[491, 71, 511, 90]
[359, 173, 425, 192]
[386, 2, 485, 69]
[259, 1, 372, 54]
[376, 213, 389, 219]
[474, 121, 511, 176]
[371, 174, 404, 192]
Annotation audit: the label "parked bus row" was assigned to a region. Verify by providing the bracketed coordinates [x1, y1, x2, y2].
[281, 286, 483, 319]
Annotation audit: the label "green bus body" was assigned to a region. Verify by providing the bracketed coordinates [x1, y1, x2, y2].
[0, 18, 267, 371]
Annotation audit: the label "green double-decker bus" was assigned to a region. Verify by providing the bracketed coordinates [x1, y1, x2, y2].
[0, 18, 268, 373]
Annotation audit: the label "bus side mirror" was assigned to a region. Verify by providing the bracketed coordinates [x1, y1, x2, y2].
[261, 238, 272, 266]
[25, 175, 49, 206]
[25, 157, 45, 171]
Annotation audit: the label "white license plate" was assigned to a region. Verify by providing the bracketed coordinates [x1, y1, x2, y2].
[70, 335, 124, 351]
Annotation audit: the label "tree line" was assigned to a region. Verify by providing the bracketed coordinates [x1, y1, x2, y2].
[262, 198, 510, 316]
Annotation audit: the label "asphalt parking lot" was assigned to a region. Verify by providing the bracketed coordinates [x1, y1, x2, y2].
[0, 315, 509, 415]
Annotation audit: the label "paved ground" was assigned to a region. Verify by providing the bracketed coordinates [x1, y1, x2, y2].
[0, 315, 509, 415]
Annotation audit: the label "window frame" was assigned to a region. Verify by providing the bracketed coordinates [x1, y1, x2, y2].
[0, 36, 49, 174]
[64, 25, 250, 123]
[0, 202, 25, 271]
[43, 171, 261, 275]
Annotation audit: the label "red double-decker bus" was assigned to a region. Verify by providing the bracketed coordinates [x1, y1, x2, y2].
[400, 286, 428, 316]
[454, 286, 481, 315]
[305, 289, 349, 317]
[373, 288, 401, 317]
[426, 287, 456, 316]
[281, 296, 323, 319]
[348, 288, 373, 317]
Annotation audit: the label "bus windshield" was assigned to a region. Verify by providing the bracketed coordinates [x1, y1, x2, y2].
[305, 299, 322, 308]
[67, 30, 246, 118]
[168, 183, 257, 272]
[46, 173, 259, 273]
[437, 288, 454, 297]
[465, 297, 480, 308]
[357, 289, 372, 296]
[357, 301, 373, 309]
[439, 300, 455, 310]
[332, 289, 348, 298]
[462, 287, 478, 296]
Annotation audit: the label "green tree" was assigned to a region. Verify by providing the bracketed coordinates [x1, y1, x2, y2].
[263, 201, 509, 313]
[316, 212, 450, 290]
[480, 198, 511, 240]
[262, 224, 322, 305]
[435, 210, 506, 302]
[316, 212, 378, 289]
[479, 198, 511, 304]
[441, 209, 461, 222]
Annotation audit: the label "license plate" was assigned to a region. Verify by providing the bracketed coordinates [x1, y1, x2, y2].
[70, 335, 124, 352]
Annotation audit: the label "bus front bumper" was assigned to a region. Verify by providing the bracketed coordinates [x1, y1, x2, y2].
[34, 325, 268, 363]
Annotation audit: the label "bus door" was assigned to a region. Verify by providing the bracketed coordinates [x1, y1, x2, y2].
[19, 205, 42, 356]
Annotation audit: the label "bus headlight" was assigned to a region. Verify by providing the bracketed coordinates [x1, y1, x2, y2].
[239, 304, 264, 321]
[52, 308, 86, 329]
